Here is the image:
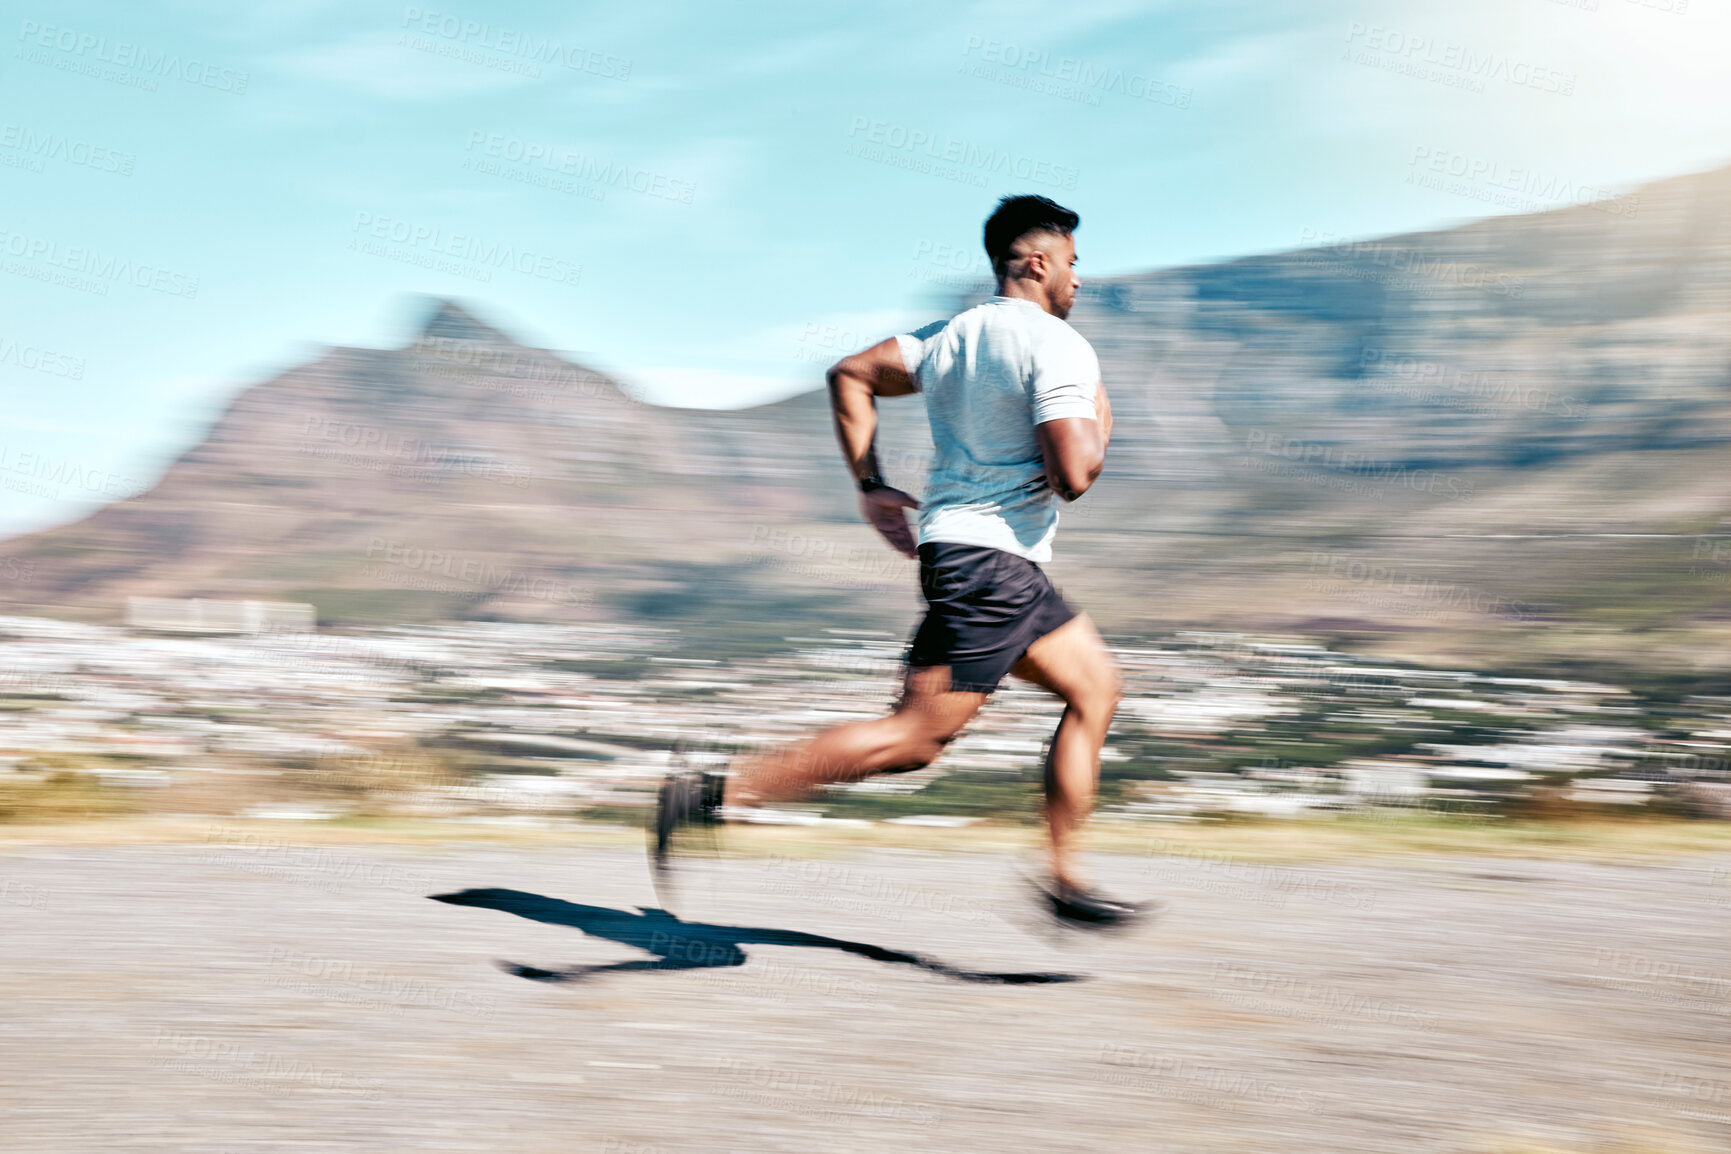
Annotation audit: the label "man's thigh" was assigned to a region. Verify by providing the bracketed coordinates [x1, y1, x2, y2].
[894, 664, 989, 741]
[1010, 614, 1120, 705]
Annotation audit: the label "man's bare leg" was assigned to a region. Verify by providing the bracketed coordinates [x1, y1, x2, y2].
[727, 665, 987, 807]
[1010, 614, 1122, 889]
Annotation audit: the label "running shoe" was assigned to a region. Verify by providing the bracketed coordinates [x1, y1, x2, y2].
[650, 768, 726, 898]
[1034, 876, 1158, 932]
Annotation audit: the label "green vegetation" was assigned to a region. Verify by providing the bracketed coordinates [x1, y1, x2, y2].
[818, 770, 1042, 822]
[283, 587, 478, 626]
[549, 655, 662, 680]
[607, 561, 906, 663]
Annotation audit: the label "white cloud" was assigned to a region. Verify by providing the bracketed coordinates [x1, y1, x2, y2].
[623, 366, 814, 410]
[621, 306, 932, 408]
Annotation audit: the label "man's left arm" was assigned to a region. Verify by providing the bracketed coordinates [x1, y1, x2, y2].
[1094, 379, 1112, 446]
[1031, 333, 1108, 502]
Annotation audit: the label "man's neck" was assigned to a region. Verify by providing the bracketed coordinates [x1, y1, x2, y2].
[995, 280, 1054, 316]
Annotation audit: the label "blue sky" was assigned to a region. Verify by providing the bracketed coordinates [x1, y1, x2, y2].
[2, 0, 1728, 536]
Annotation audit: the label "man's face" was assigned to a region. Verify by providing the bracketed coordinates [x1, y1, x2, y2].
[1002, 228, 1081, 317]
[1044, 231, 1079, 319]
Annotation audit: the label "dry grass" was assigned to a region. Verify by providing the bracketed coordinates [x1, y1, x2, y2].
[1079, 813, 1731, 865]
[2, 810, 1728, 867]
[0, 770, 139, 823]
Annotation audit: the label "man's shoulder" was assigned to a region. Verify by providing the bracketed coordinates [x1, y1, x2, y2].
[946, 300, 1096, 360]
[907, 313, 955, 341]
[1024, 311, 1096, 361]
[944, 298, 1002, 331]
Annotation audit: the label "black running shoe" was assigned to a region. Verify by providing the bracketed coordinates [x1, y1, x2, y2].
[1036, 878, 1158, 932]
[651, 769, 726, 896]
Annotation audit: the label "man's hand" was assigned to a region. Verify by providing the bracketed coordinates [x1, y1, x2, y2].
[828, 336, 922, 558]
[860, 486, 921, 558]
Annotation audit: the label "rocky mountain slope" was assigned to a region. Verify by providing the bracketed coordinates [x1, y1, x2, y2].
[6, 161, 1731, 674]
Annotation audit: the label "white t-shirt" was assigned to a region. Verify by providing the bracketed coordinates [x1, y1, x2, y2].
[895, 296, 1101, 563]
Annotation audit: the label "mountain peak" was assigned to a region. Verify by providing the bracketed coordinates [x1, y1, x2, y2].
[418, 298, 515, 344]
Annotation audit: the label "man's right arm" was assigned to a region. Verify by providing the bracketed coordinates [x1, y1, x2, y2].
[827, 338, 921, 558]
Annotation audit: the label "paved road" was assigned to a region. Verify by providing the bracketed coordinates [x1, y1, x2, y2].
[2, 840, 1727, 1153]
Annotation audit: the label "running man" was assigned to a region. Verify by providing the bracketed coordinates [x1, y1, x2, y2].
[657, 195, 1147, 930]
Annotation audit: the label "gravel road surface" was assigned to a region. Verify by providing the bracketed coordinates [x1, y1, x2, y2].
[2, 841, 1727, 1153]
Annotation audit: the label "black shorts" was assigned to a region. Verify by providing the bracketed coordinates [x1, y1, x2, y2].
[905, 541, 1077, 694]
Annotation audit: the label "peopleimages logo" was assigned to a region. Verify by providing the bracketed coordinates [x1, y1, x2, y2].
[15, 20, 249, 94]
[400, 7, 631, 79]
[959, 36, 1192, 108]
[1242, 429, 1477, 501]
[0, 447, 149, 501]
[296, 417, 533, 488]
[1306, 552, 1534, 623]
[0, 555, 38, 582]
[846, 116, 1079, 191]
[1407, 146, 1637, 220]
[0, 335, 85, 379]
[462, 131, 696, 204]
[0, 224, 199, 299]
[1297, 227, 1526, 299]
[1343, 22, 1576, 96]
[0, 123, 134, 176]
[362, 537, 592, 607]
[1358, 348, 1584, 418]
[348, 212, 582, 287]
[908, 238, 994, 287]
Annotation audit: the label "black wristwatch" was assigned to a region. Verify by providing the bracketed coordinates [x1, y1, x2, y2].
[857, 474, 887, 493]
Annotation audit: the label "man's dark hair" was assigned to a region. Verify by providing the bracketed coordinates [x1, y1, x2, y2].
[983, 195, 1079, 278]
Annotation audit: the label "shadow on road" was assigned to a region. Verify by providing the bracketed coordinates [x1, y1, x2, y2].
[431, 888, 1083, 985]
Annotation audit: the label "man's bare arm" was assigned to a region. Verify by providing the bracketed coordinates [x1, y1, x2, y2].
[1035, 417, 1104, 501]
[1033, 377, 1110, 501]
[827, 337, 921, 558]
[827, 337, 916, 481]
